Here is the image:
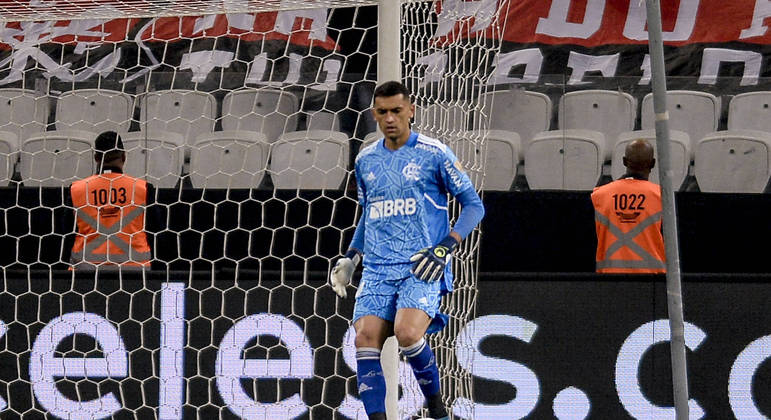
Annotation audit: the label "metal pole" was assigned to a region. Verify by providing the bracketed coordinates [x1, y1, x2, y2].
[644, 0, 689, 418]
[378, 1, 401, 419]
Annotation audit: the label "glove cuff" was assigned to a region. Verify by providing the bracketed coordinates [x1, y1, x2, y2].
[437, 235, 458, 251]
[344, 249, 362, 266]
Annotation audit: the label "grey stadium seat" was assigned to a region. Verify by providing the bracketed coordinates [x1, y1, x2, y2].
[221, 88, 299, 143]
[0, 132, 18, 185]
[122, 132, 185, 188]
[19, 130, 94, 187]
[641, 90, 720, 157]
[525, 129, 605, 190]
[558, 89, 636, 161]
[137, 89, 216, 151]
[413, 102, 470, 138]
[55, 89, 133, 133]
[611, 129, 691, 190]
[451, 130, 521, 191]
[306, 111, 340, 131]
[475, 89, 551, 154]
[695, 129, 771, 193]
[0, 88, 49, 145]
[189, 131, 270, 189]
[727, 91, 771, 132]
[269, 130, 349, 189]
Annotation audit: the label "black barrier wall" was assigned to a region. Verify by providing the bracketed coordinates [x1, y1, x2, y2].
[0, 271, 769, 419]
[2, 188, 771, 273]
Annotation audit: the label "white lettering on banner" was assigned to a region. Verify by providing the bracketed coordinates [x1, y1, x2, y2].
[415, 51, 448, 87]
[275, 7, 328, 40]
[698, 48, 762, 86]
[453, 315, 540, 419]
[623, 0, 699, 41]
[433, 0, 499, 38]
[159, 282, 186, 420]
[615, 319, 706, 419]
[28, 312, 129, 419]
[639, 54, 652, 85]
[486, 48, 544, 85]
[535, 0, 606, 39]
[740, 0, 771, 38]
[179, 50, 235, 83]
[567, 51, 620, 85]
[729, 335, 771, 419]
[215, 314, 313, 419]
[369, 198, 417, 220]
[337, 327, 424, 419]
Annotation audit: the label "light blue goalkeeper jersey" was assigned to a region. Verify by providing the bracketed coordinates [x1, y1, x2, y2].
[354, 131, 474, 293]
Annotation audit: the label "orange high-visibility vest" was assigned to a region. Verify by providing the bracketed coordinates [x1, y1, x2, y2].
[591, 178, 665, 273]
[70, 171, 151, 269]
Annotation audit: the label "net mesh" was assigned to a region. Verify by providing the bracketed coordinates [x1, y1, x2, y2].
[0, 1, 487, 419]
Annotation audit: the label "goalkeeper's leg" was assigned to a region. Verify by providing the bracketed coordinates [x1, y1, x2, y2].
[394, 304, 448, 419]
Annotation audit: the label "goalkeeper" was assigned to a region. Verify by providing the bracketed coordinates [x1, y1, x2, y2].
[330, 81, 484, 420]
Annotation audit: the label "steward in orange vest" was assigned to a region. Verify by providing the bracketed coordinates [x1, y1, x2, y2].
[591, 139, 665, 273]
[68, 131, 153, 270]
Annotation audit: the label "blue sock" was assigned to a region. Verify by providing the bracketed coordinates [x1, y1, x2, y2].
[401, 338, 441, 398]
[356, 347, 386, 416]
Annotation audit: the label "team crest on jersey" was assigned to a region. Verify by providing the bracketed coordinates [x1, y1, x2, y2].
[402, 162, 421, 181]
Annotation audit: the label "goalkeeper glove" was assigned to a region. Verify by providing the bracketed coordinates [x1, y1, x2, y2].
[409, 236, 458, 283]
[330, 249, 361, 298]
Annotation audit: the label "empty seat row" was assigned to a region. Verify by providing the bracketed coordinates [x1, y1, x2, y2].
[9, 130, 349, 190]
[0, 87, 341, 150]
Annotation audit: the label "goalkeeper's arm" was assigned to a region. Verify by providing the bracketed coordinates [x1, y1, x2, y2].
[330, 215, 365, 298]
[410, 188, 485, 282]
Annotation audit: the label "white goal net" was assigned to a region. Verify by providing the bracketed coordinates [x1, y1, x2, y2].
[0, 1, 498, 419]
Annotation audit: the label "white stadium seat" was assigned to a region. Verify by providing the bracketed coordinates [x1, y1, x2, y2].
[19, 130, 94, 187]
[727, 91, 771, 132]
[55, 89, 133, 133]
[137, 89, 216, 150]
[306, 111, 340, 131]
[695, 129, 771, 193]
[122, 132, 185, 188]
[611, 129, 691, 190]
[525, 129, 605, 190]
[221, 88, 299, 143]
[451, 130, 521, 191]
[475, 89, 551, 154]
[0, 131, 18, 185]
[0, 88, 49, 144]
[189, 131, 270, 189]
[269, 130, 349, 189]
[558, 89, 636, 161]
[641, 90, 720, 157]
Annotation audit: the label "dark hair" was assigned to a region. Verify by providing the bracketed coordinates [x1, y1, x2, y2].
[94, 131, 124, 161]
[373, 81, 412, 103]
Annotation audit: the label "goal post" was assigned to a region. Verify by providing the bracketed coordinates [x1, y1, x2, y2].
[0, 1, 493, 419]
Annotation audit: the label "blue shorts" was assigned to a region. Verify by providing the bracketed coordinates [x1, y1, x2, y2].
[352, 274, 444, 331]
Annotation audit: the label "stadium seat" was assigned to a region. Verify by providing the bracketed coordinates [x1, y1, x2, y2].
[188, 131, 270, 189]
[641, 90, 720, 157]
[306, 111, 340, 131]
[451, 130, 521, 191]
[524, 129, 605, 190]
[361, 131, 382, 151]
[611, 129, 691, 190]
[137, 89, 216, 151]
[475, 89, 551, 154]
[55, 89, 133, 133]
[122, 132, 185, 188]
[269, 130, 349, 189]
[0, 88, 49, 144]
[0, 131, 18, 185]
[19, 130, 94, 187]
[413, 102, 469, 138]
[221, 88, 300, 143]
[558, 90, 636, 161]
[694, 129, 771, 193]
[727, 91, 771, 132]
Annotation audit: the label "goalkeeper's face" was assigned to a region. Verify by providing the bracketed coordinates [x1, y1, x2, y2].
[372, 94, 415, 144]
